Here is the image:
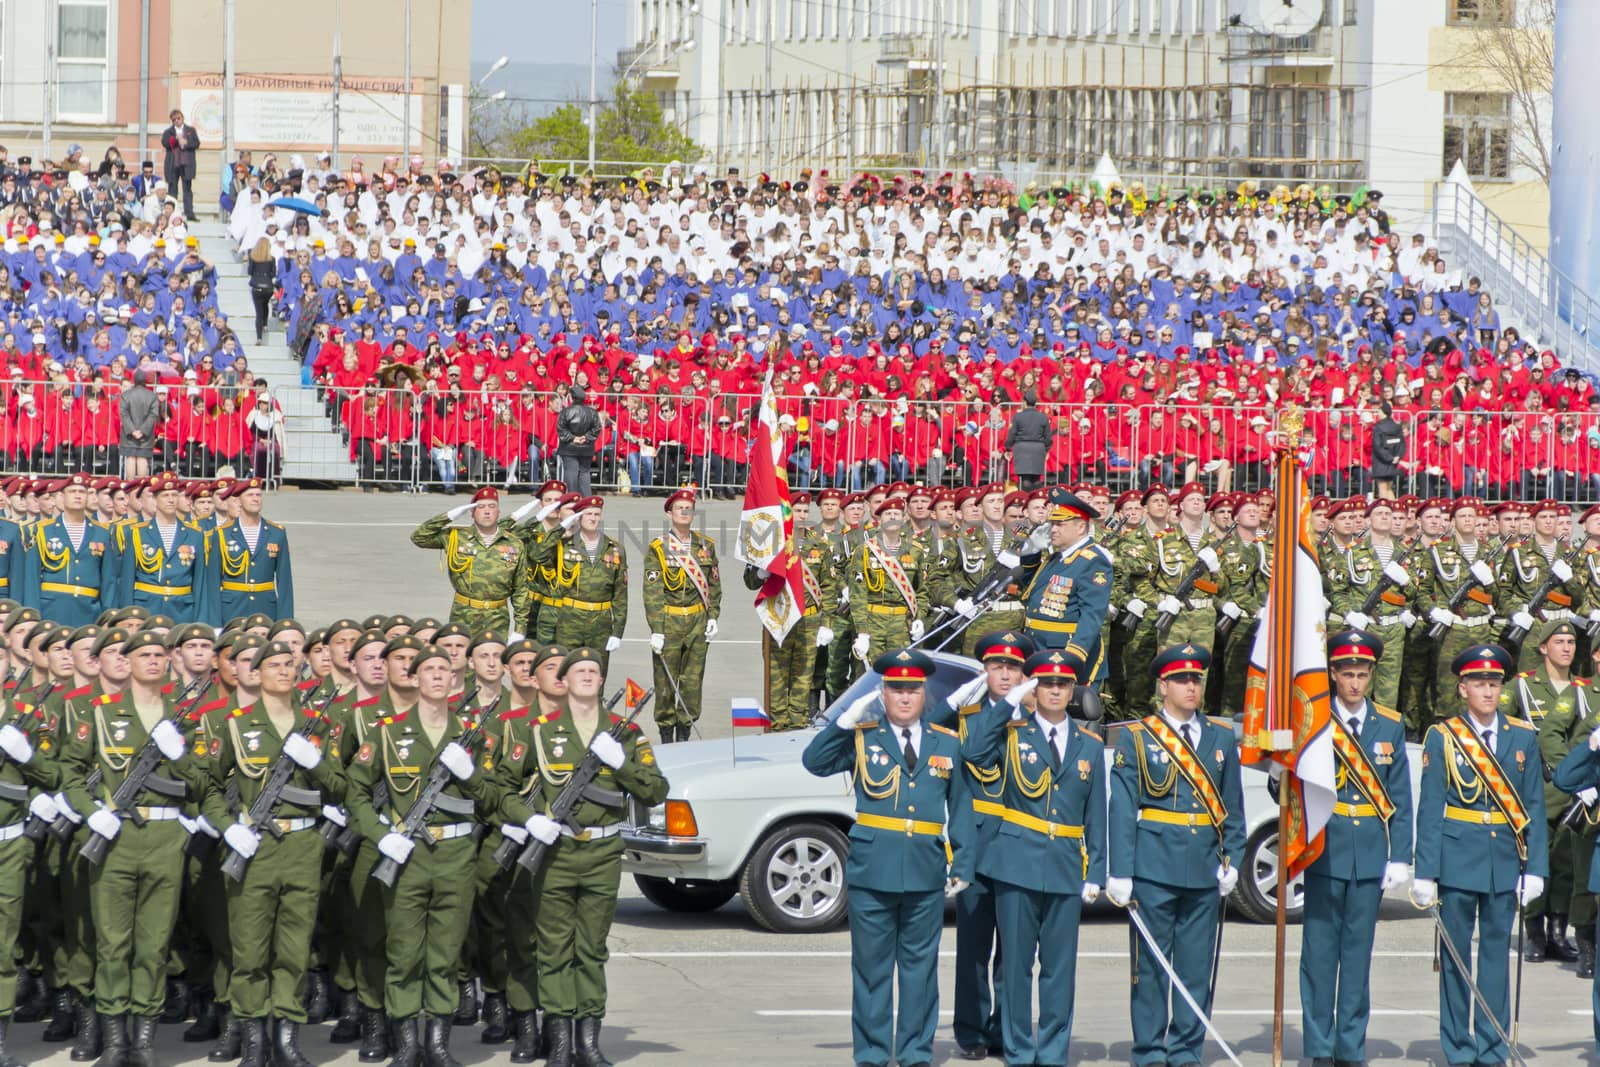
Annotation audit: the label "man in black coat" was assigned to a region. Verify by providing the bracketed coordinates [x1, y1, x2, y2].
[1004, 390, 1054, 490]
[1370, 401, 1407, 498]
[160, 108, 201, 219]
[556, 386, 603, 494]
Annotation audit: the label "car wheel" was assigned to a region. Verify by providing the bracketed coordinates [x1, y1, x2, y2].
[632, 875, 738, 913]
[739, 819, 850, 933]
[1234, 823, 1305, 925]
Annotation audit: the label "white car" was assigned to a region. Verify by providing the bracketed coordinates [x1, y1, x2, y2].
[622, 651, 1423, 933]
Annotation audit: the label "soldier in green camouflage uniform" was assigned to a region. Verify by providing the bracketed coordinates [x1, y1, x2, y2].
[525, 498, 628, 674]
[1098, 491, 1145, 721]
[1497, 500, 1586, 676]
[1217, 497, 1272, 717]
[1325, 499, 1416, 711]
[410, 488, 531, 635]
[643, 490, 721, 742]
[1399, 499, 1450, 735]
[845, 499, 932, 667]
[1420, 499, 1501, 721]
[824, 495, 869, 698]
[758, 495, 839, 731]
[955, 487, 1025, 655]
[510, 482, 571, 636]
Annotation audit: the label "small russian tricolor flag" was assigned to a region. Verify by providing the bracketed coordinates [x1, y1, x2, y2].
[731, 698, 770, 729]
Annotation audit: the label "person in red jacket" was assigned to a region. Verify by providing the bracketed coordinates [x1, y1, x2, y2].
[419, 385, 464, 492]
[207, 393, 248, 474]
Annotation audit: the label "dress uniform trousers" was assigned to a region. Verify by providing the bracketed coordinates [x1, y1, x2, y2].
[183, 845, 231, 1008]
[0, 832, 31, 1013]
[1437, 887, 1516, 1066]
[952, 874, 1003, 1053]
[1299, 872, 1384, 1061]
[349, 842, 389, 1011]
[225, 826, 321, 1021]
[845, 886, 943, 1067]
[1128, 879, 1218, 1067]
[58, 827, 97, 1000]
[381, 834, 476, 1021]
[994, 881, 1082, 1067]
[90, 820, 187, 1017]
[532, 835, 623, 1020]
[470, 834, 527, 1004]
[653, 606, 708, 730]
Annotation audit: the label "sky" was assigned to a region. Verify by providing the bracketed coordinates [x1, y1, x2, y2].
[472, 0, 629, 65]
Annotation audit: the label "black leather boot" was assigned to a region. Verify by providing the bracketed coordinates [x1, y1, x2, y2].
[1549, 914, 1582, 962]
[16, 971, 51, 1021]
[479, 992, 509, 1044]
[1523, 916, 1547, 961]
[127, 1016, 160, 1067]
[387, 1016, 420, 1067]
[236, 1018, 267, 1067]
[543, 1016, 574, 1067]
[208, 1009, 242, 1061]
[677, 725, 693, 742]
[160, 978, 189, 1024]
[45, 985, 78, 1041]
[574, 1017, 613, 1067]
[95, 1014, 128, 1067]
[71, 995, 103, 1062]
[422, 1016, 462, 1067]
[183, 992, 221, 1042]
[1580, 927, 1597, 980]
[450, 982, 477, 1026]
[273, 1018, 314, 1067]
[304, 971, 333, 1024]
[358, 1007, 390, 1063]
[329, 990, 361, 1044]
[0, 1017, 25, 1067]
[509, 1011, 543, 1063]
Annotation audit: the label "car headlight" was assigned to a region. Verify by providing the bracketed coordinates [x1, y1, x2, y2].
[646, 803, 667, 831]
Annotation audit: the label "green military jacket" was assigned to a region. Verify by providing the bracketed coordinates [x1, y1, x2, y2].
[527, 532, 629, 640]
[1129, 525, 1231, 614]
[1325, 536, 1414, 623]
[58, 686, 208, 819]
[200, 699, 347, 827]
[642, 531, 721, 632]
[411, 514, 531, 623]
[846, 532, 933, 631]
[515, 518, 566, 615]
[489, 705, 668, 831]
[1497, 537, 1585, 626]
[794, 526, 845, 628]
[953, 525, 1005, 599]
[1219, 531, 1273, 623]
[346, 706, 486, 843]
[1501, 666, 1595, 815]
[1419, 537, 1500, 624]
[0, 686, 63, 819]
[910, 526, 960, 612]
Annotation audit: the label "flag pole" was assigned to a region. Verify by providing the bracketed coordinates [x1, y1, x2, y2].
[1268, 427, 1301, 1067]
[1273, 794, 1288, 1067]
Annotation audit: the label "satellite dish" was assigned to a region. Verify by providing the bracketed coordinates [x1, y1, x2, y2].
[1250, 0, 1322, 36]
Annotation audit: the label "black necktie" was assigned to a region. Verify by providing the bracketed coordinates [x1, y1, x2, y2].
[1482, 729, 1494, 752]
[901, 728, 916, 767]
[1347, 716, 1360, 737]
[1181, 723, 1195, 749]
[1048, 727, 1061, 769]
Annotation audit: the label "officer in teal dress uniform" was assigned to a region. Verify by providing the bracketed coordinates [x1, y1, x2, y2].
[117, 471, 219, 626]
[1106, 644, 1245, 1067]
[211, 479, 294, 622]
[1552, 708, 1600, 1052]
[20, 473, 121, 627]
[963, 645, 1106, 1067]
[1022, 489, 1113, 687]
[0, 508, 26, 604]
[801, 648, 965, 1067]
[1295, 630, 1415, 1067]
[1413, 643, 1549, 1067]
[944, 630, 1035, 1060]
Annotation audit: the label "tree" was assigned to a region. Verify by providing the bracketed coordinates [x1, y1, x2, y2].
[1458, 0, 1554, 184]
[502, 84, 702, 169]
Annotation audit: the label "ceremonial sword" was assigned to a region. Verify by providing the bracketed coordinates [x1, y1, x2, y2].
[1124, 900, 1244, 1067]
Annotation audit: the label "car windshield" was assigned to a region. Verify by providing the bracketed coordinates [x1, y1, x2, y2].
[813, 654, 982, 729]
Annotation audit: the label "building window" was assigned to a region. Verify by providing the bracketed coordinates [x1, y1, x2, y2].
[1443, 92, 1510, 179]
[1447, 0, 1511, 25]
[58, 0, 109, 121]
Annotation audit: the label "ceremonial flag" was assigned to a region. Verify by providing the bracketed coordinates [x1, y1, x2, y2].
[1240, 444, 1337, 881]
[731, 698, 771, 729]
[624, 678, 648, 711]
[736, 363, 804, 643]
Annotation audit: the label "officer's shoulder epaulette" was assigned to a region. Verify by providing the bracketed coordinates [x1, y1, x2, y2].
[379, 711, 408, 726]
[1206, 715, 1234, 729]
[64, 685, 91, 700]
[265, 519, 286, 531]
[927, 722, 957, 738]
[957, 702, 984, 716]
[1005, 716, 1027, 729]
[1077, 724, 1102, 742]
[1518, 670, 1535, 680]
[1372, 703, 1401, 723]
[1577, 677, 1592, 687]
[608, 713, 642, 732]
[1505, 716, 1536, 731]
[228, 706, 250, 719]
[534, 709, 562, 726]
[499, 706, 530, 721]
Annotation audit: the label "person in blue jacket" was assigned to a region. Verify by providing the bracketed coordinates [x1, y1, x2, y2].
[210, 478, 293, 622]
[1413, 643, 1549, 1067]
[117, 470, 218, 625]
[1106, 644, 1245, 1067]
[801, 647, 965, 1067]
[1553, 707, 1600, 1052]
[962, 645, 1106, 1067]
[20, 473, 121, 627]
[1022, 487, 1113, 687]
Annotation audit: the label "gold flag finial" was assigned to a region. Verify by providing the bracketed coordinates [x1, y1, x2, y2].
[1279, 404, 1304, 438]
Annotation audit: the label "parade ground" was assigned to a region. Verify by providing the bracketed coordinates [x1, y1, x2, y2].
[22, 488, 1585, 1067]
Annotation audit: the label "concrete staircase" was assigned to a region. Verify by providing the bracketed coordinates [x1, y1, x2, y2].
[190, 220, 359, 483]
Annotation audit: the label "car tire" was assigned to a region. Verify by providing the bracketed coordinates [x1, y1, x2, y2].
[632, 875, 738, 913]
[739, 819, 851, 934]
[1234, 823, 1305, 925]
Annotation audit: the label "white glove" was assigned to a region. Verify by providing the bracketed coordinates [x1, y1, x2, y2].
[1107, 876, 1134, 907]
[1580, 788, 1598, 806]
[1217, 863, 1239, 898]
[1220, 601, 1243, 621]
[378, 832, 415, 864]
[909, 619, 925, 642]
[1412, 877, 1438, 908]
[438, 742, 475, 781]
[649, 633, 665, 653]
[1511, 610, 1536, 632]
[839, 585, 850, 606]
[704, 618, 719, 640]
[834, 690, 877, 730]
[815, 626, 834, 648]
[1383, 562, 1411, 586]
[560, 511, 582, 531]
[150, 720, 185, 761]
[1470, 560, 1495, 586]
[1267, 762, 1284, 781]
[27, 793, 57, 823]
[281, 732, 321, 770]
[1024, 524, 1053, 554]
[1081, 882, 1102, 905]
[853, 633, 871, 660]
[1157, 596, 1183, 617]
[1124, 598, 1147, 620]
[53, 792, 81, 824]
[499, 823, 529, 845]
[535, 501, 560, 522]
[223, 822, 260, 859]
[87, 808, 120, 841]
[510, 500, 540, 523]
[1005, 677, 1041, 709]
[1381, 861, 1411, 891]
[321, 804, 347, 827]
[178, 814, 196, 834]
[524, 813, 561, 845]
[1344, 611, 1372, 631]
[945, 877, 970, 898]
[446, 502, 474, 522]
[507, 630, 524, 644]
[589, 732, 625, 770]
[195, 816, 220, 838]
[996, 550, 1020, 569]
[1518, 874, 1545, 907]
[954, 597, 978, 619]
[1589, 609, 1600, 626]
[604, 635, 622, 653]
[1429, 607, 1458, 629]
[1553, 558, 1575, 583]
[946, 674, 989, 710]
[1399, 610, 1417, 629]
[1197, 547, 1221, 572]
[0, 725, 32, 765]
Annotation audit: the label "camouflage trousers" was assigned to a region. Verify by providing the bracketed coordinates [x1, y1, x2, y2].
[1399, 629, 1439, 737]
[960, 609, 1027, 657]
[1367, 616, 1410, 711]
[1220, 620, 1257, 718]
[653, 608, 709, 729]
[542, 607, 617, 675]
[767, 614, 823, 731]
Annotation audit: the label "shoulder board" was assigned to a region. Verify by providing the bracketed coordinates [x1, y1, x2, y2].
[499, 706, 530, 721]
[1077, 724, 1102, 741]
[1207, 715, 1234, 728]
[1004, 717, 1027, 729]
[1518, 670, 1534, 679]
[853, 720, 880, 731]
[1128, 719, 1147, 733]
[957, 703, 984, 716]
[379, 711, 409, 726]
[1372, 703, 1402, 723]
[228, 706, 249, 719]
[264, 520, 286, 531]
[535, 709, 562, 726]
[927, 722, 957, 738]
[64, 685, 91, 700]
[1506, 716, 1536, 731]
[607, 713, 641, 732]
[1577, 677, 1591, 687]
